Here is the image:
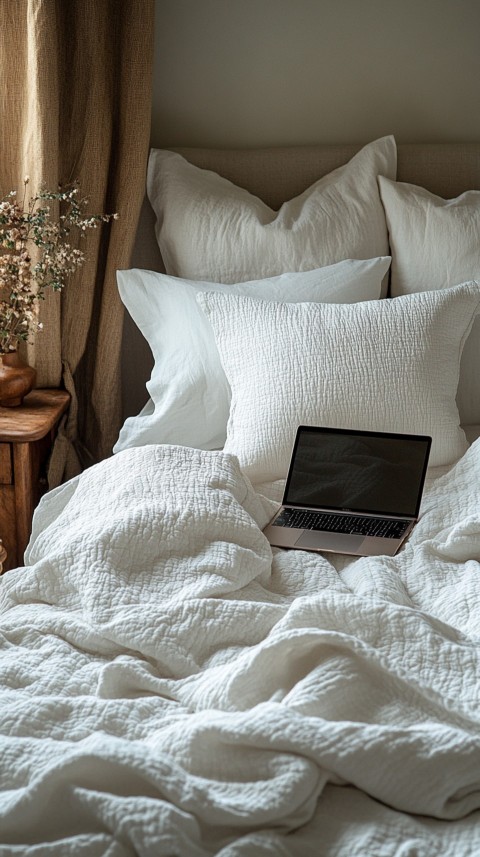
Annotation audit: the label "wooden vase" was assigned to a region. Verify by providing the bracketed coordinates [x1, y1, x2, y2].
[0, 351, 36, 407]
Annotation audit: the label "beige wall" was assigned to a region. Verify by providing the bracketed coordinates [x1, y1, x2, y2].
[151, 0, 480, 148]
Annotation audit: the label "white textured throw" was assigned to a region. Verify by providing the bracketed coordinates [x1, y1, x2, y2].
[0, 444, 479, 855]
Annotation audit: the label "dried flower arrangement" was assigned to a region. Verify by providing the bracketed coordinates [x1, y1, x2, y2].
[0, 179, 117, 354]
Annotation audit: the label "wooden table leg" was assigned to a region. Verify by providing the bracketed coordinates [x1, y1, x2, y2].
[13, 442, 35, 566]
[0, 541, 7, 574]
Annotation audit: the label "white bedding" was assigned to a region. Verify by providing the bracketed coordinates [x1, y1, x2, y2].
[0, 442, 480, 855]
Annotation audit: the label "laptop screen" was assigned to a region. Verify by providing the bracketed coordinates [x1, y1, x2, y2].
[284, 426, 431, 518]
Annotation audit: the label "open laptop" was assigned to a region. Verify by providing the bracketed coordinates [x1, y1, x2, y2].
[263, 426, 432, 557]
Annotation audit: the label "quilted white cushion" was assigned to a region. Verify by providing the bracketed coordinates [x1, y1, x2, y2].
[147, 136, 396, 291]
[198, 283, 480, 483]
[378, 176, 480, 425]
[114, 259, 390, 453]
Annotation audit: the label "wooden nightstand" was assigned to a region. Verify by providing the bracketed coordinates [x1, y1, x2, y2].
[0, 389, 70, 572]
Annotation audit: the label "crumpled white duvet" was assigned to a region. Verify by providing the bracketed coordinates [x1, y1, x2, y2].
[0, 442, 480, 856]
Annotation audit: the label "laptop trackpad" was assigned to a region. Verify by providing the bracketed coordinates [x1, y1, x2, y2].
[294, 531, 364, 553]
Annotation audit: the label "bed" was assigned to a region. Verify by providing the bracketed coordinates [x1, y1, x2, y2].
[0, 136, 480, 856]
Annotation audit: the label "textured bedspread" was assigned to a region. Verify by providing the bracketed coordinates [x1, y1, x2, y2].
[0, 443, 480, 855]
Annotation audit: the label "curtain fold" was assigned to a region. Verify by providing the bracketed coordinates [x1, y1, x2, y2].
[0, 0, 155, 483]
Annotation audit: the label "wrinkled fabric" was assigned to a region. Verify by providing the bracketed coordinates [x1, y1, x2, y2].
[0, 443, 479, 854]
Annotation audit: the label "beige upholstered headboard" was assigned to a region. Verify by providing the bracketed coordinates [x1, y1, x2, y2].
[123, 142, 480, 418]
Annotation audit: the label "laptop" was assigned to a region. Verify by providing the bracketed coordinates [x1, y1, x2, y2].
[263, 426, 432, 557]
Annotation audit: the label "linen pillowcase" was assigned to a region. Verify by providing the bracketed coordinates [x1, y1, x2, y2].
[378, 176, 480, 425]
[114, 257, 391, 453]
[147, 136, 396, 293]
[197, 283, 480, 483]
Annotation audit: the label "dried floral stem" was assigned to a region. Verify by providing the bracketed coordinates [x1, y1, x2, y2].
[0, 179, 117, 354]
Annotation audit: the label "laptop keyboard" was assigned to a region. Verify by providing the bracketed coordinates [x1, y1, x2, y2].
[273, 508, 410, 540]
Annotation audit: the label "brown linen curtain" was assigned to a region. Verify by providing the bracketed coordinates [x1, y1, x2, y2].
[0, 0, 155, 483]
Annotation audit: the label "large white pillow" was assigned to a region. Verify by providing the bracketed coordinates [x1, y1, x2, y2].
[197, 283, 480, 483]
[114, 258, 391, 453]
[378, 176, 480, 425]
[147, 136, 396, 291]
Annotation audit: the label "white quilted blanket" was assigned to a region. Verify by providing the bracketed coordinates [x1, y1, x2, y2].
[0, 442, 480, 856]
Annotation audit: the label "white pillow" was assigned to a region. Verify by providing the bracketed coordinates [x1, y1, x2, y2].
[147, 136, 396, 292]
[114, 258, 391, 453]
[378, 176, 480, 425]
[197, 283, 480, 483]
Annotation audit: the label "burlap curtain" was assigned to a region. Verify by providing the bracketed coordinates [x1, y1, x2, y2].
[0, 0, 155, 482]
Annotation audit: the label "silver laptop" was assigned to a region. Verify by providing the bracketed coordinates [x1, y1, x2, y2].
[263, 426, 431, 557]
